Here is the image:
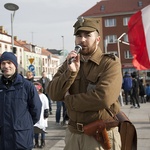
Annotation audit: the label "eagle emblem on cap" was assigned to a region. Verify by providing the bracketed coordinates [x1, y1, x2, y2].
[78, 16, 84, 26]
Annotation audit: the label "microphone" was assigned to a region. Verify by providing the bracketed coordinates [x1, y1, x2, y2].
[68, 45, 82, 64]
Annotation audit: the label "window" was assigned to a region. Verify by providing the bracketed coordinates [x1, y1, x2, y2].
[124, 50, 133, 59]
[105, 35, 117, 43]
[13, 47, 17, 54]
[42, 58, 44, 66]
[123, 34, 129, 42]
[35, 47, 41, 53]
[138, 1, 143, 7]
[123, 17, 130, 26]
[100, 5, 105, 11]
[105, 19, 116, 27]
[147, 72, 150, 77]
[45, 58, 47, 64]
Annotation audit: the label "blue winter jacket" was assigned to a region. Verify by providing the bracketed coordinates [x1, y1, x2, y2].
[146, 86, 150, 96]
[0, 74, 42, 150]
[122, 74, 132, 91]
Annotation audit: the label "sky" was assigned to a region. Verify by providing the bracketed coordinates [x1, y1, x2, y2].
[0, 0, 100, 51]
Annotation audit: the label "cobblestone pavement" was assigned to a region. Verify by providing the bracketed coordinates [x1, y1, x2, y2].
[33, 102, 150, 150]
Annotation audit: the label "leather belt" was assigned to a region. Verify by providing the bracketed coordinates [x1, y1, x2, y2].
[69, 119, 119, 133]
[77, 123, 84, 132]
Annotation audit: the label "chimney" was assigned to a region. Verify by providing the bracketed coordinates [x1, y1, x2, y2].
[14, 36, 18, 41]
[0, 26, 4, 33]
[0, 26, 8, 34]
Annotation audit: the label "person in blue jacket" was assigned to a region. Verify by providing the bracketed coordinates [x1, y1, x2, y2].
[0, 52, 42, 150]
[122, 72, 132, 105]
[145, 83, 150, 102]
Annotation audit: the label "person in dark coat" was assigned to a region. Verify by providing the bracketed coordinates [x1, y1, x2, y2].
[130, 72, 140, 108]
[145, 83, 150, 102]
[26, 70, 35, 82]
[139, 79, 146, 103]
[38, 71, 52, 115]
[0, 52, 42, 150]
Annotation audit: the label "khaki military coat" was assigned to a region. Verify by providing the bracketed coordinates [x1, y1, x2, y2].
[47, 47, 122, 133]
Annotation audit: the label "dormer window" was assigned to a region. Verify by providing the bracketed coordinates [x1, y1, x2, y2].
[138, 1, 143, 7]
[100, 5, 105, 11]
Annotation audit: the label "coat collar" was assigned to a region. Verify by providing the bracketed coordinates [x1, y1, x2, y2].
[90, 47, 103, 65]
[80, 47, 103, 65]
[0, 74, 24, 89]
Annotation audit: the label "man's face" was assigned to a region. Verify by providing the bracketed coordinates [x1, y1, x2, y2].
[1, 60, 16, 78]
[26, 72, 33, 79]
[75, 31, 100, 56]
[42, 72, 46, 78]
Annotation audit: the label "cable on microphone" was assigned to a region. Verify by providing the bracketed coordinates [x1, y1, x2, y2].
[68, 45, 82, 64]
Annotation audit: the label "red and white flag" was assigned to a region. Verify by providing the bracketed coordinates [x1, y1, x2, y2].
[128, 5, 150, 70]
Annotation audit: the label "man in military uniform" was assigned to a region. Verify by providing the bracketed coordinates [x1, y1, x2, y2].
[47, 17, 122, 150]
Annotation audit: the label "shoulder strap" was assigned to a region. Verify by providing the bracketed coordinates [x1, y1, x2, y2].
[105, 108, 119, 121]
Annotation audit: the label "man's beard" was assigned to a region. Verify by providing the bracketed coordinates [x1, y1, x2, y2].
[80, 40, 97, 56]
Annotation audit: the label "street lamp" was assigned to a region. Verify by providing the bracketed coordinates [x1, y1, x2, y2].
[61, 35, 65, 56]
[61, 36, 64, 50]
[117, 33, 126, 61]
[4, 3, 19, 53]
[104, 39, 108, 53]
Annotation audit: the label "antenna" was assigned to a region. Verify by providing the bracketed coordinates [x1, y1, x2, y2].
[31, 32, 34, 44]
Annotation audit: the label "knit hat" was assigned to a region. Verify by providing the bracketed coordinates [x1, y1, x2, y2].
[73, 17, 100, 35]
[0, 52, 18, 68]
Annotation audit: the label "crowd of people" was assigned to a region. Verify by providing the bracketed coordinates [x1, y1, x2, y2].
[26, 70, 68, 147]
[122, 71, 149, 108]
[1, 17, 149, 150]
[0, 50, 68, 149]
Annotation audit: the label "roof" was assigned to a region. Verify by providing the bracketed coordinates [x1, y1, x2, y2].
[15, 40, 30, 52]
[42, 48, 51, 56]
[80, 0, 150, 17]
[47, 49, 62, 55]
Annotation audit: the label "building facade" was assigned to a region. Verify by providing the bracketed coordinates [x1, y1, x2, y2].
[0, 26, 60, 79]
[80, 0, 150, 81]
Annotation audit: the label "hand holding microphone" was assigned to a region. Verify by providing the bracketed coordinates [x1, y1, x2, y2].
[68, 45, 82, 64]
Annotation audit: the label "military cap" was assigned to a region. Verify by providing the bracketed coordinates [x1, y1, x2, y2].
[73, 17, 100, 35]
